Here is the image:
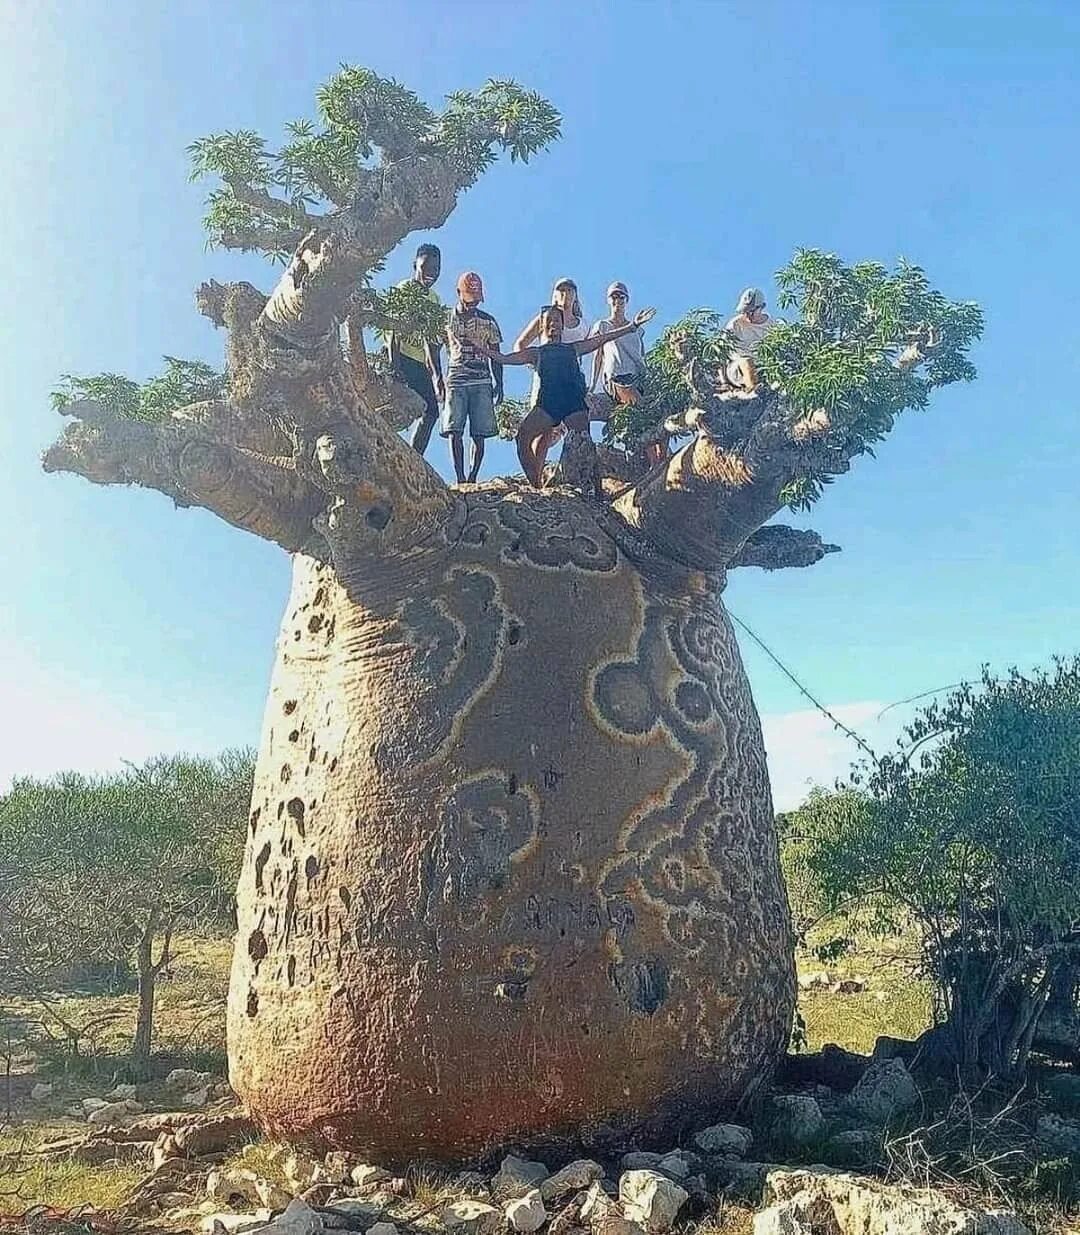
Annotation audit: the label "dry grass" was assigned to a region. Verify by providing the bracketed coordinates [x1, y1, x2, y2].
[0, 1125, 142, 1216]
[795, 927, 933, 1054]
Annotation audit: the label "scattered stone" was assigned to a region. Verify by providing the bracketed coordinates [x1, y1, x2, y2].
[707, 1160, 774, 1201]
[166, 1067, 213, 1092]
[324, 1200, 383, 1224]
[768, 1094, 824, 1147]
[492, 1155, 550, 1201]
[441, 1199, 504, 1235]
[823, 1128, 880, 1168]
[797, 970, 833, 991]
[451, 1170, 493, 1197]
[87, 1099, 141, 1127]
[351, 1163, 392, 1190]
[107, 1082, 138, 1100]
[175, 1114, 259, 1157]
[506, 1189, 546, 1233]
[693, 1122, 753, 1157]
[155, 1190, 198, 1211]
[578, 1180, 615, 1225]
[618, 1170, 687, 1234]
[270, 1197, 325, 1235]
[540, 1160, 603, 1202]
[655, 1152, 693, 1180]
[619, 1153, 662, 1173]
[299, 1183, 338, 1207]
[1044, 1071, 1080, 1115]
[30, 1082, 54, 1101]
[284, 1150, 322, 1192]
[369, 1224, 400, 1235]
[182, 1086, 212, 1108]
[65, 1105, 85, 1118]
[1036, 1112, 1080, 1158]
[82, 1097, 109, 1114]
[754, 1168, 1031, 1235]
[848, 1058, 920, 1124]
[200, 1211, 272, 1234]
[595, 1220, 644, 1235]
[320, 1151, 353, 1184]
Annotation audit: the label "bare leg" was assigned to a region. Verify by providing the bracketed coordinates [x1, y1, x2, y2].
[535, 425, 564, 479]
[467, 436, 485, 483]
[411, 412, 438, 455]
[516, 408, 557, 488]
[449, 433, 466, 484]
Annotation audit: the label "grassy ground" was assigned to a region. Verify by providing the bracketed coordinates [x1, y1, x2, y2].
[0, 934, 233, 1216]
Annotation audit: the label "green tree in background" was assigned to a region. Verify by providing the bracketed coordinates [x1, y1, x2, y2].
[787, 660, 1080, 1081]
[0, 751, 252, 1063]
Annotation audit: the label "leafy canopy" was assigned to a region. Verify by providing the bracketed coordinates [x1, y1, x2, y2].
[51, 357, 225, 424]
[606, 250, 983, 509]
[188, 66, 561, 255]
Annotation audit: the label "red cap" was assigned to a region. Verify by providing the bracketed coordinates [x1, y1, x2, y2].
[457, 271, 484, 302]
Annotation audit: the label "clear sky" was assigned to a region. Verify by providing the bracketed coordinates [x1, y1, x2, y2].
[2, 0, 1077, 809]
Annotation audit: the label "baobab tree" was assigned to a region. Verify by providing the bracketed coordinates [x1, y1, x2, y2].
[44, 67, 982, 1158]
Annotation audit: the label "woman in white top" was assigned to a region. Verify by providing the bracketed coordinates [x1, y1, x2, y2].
[724, 287, 774, 390]
[513, 278, 590, 477]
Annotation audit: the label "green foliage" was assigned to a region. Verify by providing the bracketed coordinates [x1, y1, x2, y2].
[369, 280, 449, 353]
[51, 358, 225, 424]
[188, 65, 560, 254]
[605, 251, 982, 510]
[758, 250, 983, 505]
[603, 310, 733, 449]
[435, 78, 561, 186]
[495, 396, 529, 442]
[0, 752, 252, 1053]
[786, 659, 1080, 1078]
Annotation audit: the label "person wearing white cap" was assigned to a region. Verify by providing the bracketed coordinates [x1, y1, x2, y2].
[724, 287, 775, 391]
[588, 281, 649, 407]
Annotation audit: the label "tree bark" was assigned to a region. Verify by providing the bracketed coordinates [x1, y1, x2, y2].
[227, 485, 795, 1158]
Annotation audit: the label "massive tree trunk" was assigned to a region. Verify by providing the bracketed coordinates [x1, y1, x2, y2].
[227, 487, 794, 1157]
[43, 142, 851, 1160]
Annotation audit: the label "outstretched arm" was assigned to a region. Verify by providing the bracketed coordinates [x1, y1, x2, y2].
[478, 345, 538, 367]
[574, 308, 656, 356]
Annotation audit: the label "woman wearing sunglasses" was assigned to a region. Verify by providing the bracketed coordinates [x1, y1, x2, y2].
[513, 278, 590, 477]
[478, 302, 656, 489]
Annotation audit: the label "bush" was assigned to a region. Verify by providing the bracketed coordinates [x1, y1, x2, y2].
[785, 659, 1080, 1080]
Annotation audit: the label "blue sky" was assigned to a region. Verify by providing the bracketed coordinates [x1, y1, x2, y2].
[2, 0, 1077, 808]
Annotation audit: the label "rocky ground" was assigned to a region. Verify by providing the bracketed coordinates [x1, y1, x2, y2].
[3, 1049, 1079, 1235]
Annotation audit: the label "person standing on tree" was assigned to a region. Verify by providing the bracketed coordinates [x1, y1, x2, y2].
[514, 277, 590, 481]
[589, 281, 649, 408]
[481, 303, 655, 489]
[724, 287, 775, 391]
[443, 272, 504, 485]
[386, 244, 445, 456]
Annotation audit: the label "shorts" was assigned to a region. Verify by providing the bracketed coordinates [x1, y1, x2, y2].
[606, 372, 644, 401]
[442, 382, 497, 439]
[397, 354, 439, 422]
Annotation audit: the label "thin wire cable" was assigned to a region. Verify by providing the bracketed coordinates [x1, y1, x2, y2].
[876, 682, 964, 719]
[728, 608, 879, 762]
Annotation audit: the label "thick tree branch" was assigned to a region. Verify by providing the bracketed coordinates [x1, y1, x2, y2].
[612, 391, 855, 572]
[260, 157, 460, 349]
[42, 399, 326, 555]
[225, 179, 315, 229]
[728, 524, 840, 571]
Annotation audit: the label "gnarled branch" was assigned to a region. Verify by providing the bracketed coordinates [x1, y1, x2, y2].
[728, 525, 840, 571]
[42, 399, 326, 555]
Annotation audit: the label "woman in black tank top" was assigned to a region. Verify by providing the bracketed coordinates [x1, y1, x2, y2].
[478, 304, 655, 489]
